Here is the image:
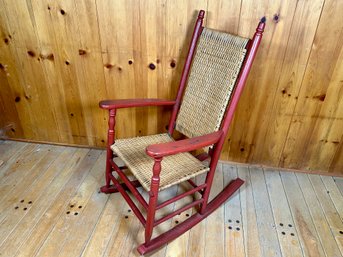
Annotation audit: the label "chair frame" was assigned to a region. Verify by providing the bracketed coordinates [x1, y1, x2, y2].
[99, 10, 265, 255]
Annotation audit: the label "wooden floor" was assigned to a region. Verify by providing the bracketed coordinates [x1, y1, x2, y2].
[0, 140, 342, 257]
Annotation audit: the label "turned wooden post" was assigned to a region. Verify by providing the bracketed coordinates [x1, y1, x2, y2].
[105, 109, 116, 186]
[145, 157, 162, 242]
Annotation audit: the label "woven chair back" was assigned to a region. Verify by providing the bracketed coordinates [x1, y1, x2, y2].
[175, 28, 249, 138]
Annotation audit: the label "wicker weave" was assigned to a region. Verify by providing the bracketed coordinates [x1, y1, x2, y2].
[175, 28, 249, 138]
[111, 134, 209, 191]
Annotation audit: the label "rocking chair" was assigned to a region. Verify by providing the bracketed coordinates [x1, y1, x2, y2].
[99, 10, 265, 254]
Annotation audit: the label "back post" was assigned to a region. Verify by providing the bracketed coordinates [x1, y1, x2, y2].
[200, 17, 266, 213]
[167, 10, 205, 135]
[219, 17, 266, 137]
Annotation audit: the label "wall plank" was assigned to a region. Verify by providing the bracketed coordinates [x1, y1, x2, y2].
[281, 0, 343, 171]
[226, 0, 298, 163]
[256, 0, 325, 166]
[0, 0, 342, 174]
[0, 21, 24, 138]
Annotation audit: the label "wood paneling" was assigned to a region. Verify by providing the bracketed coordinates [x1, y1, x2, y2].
[0, 0, 342, 174]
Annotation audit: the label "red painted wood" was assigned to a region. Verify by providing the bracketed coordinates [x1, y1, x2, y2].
[167, 10, 205, 135]
[99, 98, 175, 109]
[187, 179, 198, 188]
[105, 109, 116, 187]
[156, 184, 206, 210]
[145, 158, 162, 242]
[154, 199, 204, 227]
[137, 178, 244, 255]
[146, 130, 222, 158]
[110, 159, 148, 209]
[100, 180, 142, 194]
[195, 152, 210, 161]
[186, 179, 205, 195]
[107, 173, 146, 225]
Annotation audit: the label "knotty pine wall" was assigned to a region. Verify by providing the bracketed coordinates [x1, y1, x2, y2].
[0, 0, 342, 174]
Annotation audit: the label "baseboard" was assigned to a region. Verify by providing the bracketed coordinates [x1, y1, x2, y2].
[219, 160, 343, 178]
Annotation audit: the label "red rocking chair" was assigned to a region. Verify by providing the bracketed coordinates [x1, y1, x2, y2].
[99, 10, 265, 255]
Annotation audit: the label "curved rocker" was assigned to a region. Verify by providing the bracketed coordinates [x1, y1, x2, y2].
[99, 10, 265, 255]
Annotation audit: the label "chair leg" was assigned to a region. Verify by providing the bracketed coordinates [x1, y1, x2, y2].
[100, 155, 115, 194]
[145, 188, 159, 242]
[199, 167, 217, 214]
[145, 158, 162, 243]
[104, 109, 116, 188]
[100, 147, 114, 194]
[105, 151, 112, 187]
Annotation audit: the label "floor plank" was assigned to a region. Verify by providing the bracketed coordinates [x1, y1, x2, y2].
[81, 193, 125, 257]
[0, 141, 342, 257]
[13, 149, 99, 257]
[0, 145, 63, 241]
[237, 166, 262, 257]
[223, 164, 245, 257]
[34, 150, 102, 257]
[204, 163, 225, 257]
[0, 146, 65, 220]
[282, 172, 326, 256]
[322, 176, 343, 219]
[0, 142, 31, 179]
[0, 141, 26, 172]
[296, 173, 342, 256]
[264, 169, 303, 257]
[0, 143, 39, 183]
[250, 167, 282, 257]
[55, 153, 109, 257]
[306, 174, 343, 255]
[334, 177, 343, 195]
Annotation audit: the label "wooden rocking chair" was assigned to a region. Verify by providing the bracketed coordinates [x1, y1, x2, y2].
[99, 10, 265, 255]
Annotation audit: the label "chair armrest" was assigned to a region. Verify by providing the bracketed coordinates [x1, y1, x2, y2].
[99, 98, 176, 110]
[146, 131, 223, 158]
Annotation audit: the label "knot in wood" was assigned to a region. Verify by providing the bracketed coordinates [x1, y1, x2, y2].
[170, 60, 176, 68]
[79, 49, 87, 55]
[273, 14, 280, 23]
[149, 63, 156, 70]
[27, 50, 36, 57]
[105, 63, 114, 69]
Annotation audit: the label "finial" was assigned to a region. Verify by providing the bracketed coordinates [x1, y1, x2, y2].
[199, 10, 205, 19]
[256, 16, 266, 33]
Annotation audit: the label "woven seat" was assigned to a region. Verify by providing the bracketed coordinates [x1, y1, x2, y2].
[111, 134, 209, 191]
